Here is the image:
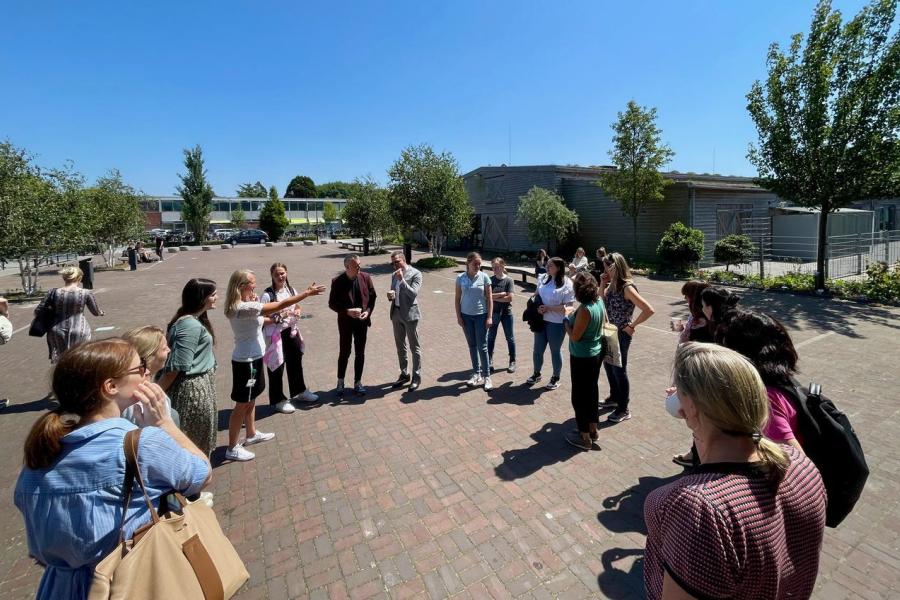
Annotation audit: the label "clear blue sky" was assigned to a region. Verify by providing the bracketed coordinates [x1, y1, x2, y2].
[1, 0, 869, 196]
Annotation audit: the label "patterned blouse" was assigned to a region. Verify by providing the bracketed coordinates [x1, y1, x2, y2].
[605, 282, 636, 328]
[643, 446, 826, 599]
[43, 287, 102, 362]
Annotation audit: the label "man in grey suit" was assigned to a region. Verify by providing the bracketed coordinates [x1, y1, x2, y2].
[388, 250, 423, 391]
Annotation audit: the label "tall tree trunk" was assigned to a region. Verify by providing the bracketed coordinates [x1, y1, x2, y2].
[815, 206, 830, 290]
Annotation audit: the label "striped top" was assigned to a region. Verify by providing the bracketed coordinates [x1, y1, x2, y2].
[14, 418, 209, 600]
[643, 446, 826, 600]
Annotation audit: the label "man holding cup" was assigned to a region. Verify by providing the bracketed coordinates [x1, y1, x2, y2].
[328, 254, 377, 396]
[387, 250, 423, 391]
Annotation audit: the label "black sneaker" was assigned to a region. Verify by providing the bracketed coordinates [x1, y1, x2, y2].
[525, 373, 541, 385]
[566, 433, 591, 452]
[354, 382, 367, 396]
[607, 410, 632, 423]
[598, 397, 617, 409]
[545, 376, 560, 390]
[392, 373, 411, 388]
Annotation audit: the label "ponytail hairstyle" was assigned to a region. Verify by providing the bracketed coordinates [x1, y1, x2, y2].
[674, 342, 789, 483]
[548, 257, 567, 287]
[717, 310, 798, 388]
[225, 270, 254, 318]
[24, 339, 136, 469]
[167, 278, 217, 343]
[269, 262, 295, 296]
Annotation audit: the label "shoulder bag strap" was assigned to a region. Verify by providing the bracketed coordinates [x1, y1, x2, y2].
[118, 429, 160, 543]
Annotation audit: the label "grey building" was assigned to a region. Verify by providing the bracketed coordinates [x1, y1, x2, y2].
[463, 165, 780, 262]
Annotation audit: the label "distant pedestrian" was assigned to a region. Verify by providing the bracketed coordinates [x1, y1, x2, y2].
[599, 253, 654, 423]
[224, 269, 325, 462]
[455, 252, 494, 389]
[155, 235, 165, 261]
[40, 266, 104, 364]
[487, 257, 516, 374]
[534, 249, 549, 277]
[0, 297, 11, 408]
[567, 247, 588, 276]
[261, 263, 320, 414]
[127, 243, 137, 270]
[328, 254, 377, 397]
[158, 278, 219, 457]
[527, 257, 575, 390]
[564, 273, 605, 451]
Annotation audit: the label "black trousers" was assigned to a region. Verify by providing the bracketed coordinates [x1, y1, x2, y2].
[570, 355, 602, 432]
[337, 316, 368, 381]
[268, 328, 307, 405]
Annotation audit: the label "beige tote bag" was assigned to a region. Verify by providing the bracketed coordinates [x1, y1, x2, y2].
[601, 307, 622, 367]
[89, 430, 249, 600]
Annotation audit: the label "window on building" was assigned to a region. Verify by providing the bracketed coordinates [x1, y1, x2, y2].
[242, 201, 252, 211]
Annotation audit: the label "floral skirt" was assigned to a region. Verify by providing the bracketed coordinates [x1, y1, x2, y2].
[168, 370, 218, 457]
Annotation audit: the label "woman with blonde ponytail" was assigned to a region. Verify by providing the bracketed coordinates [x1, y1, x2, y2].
[15, 339, 211, 600]
[644, 343, 826, 600]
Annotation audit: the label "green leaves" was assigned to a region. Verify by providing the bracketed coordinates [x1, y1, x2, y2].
[516, 186, 579, 249]
[236, 181, 267, 198]
[285, 175, 317, 199]
[657, 222, 704, 273]
[258, 193, 290, 241]
[177, 145, 214, 243]
[714, 234, 756, 271]
[342, 177, 392, 248]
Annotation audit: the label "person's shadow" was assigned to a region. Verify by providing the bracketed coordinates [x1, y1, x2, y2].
[0, 396, 58, 414]
[595, 474, 682, 598]
[494, 420, 581, 480]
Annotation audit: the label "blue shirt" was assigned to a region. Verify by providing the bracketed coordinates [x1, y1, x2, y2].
[14, 418, 209, 600]
[457, 271, 491, 315]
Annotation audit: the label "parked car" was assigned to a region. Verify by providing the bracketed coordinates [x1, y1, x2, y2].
[213, 229, 235, 240]
[226, 229, 269, 245]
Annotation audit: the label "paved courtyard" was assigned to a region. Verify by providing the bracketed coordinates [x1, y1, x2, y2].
[0, 244, 898, 599]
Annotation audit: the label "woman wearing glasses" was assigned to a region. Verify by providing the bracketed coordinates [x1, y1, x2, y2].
[121, 326, 180, 429]
[223, 270, 325, 462]
[15, 339, 211, 600]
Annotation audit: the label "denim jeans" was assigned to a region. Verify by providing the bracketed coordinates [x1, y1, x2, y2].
[461, 313, 490, 376]
[603, 329, 633, 411]
[532, 321, 565, 379]
[487, 311, 516, 364]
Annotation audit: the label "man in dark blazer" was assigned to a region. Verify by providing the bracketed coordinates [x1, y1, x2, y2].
[387, 250, 423, 391]
[329, 254, 377, 396]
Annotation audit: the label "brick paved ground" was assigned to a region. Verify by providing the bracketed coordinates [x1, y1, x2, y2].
[0, 244, 898, 599]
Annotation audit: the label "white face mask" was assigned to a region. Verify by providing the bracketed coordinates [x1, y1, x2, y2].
[665, 391, 684, 419]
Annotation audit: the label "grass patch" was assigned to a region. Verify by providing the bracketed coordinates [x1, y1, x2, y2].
[414, 256, 458, 269]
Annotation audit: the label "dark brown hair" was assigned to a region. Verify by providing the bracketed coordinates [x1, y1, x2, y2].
[548, 257, 567, 287]
[717, 310, 799, 387]
[24, 339, 136, 469]
[167, 278, 217, 343]
[680, 280, 711, 319]
[573, 273, 600, 304]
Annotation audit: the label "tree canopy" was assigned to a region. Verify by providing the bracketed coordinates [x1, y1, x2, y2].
[597, 100, 674, 259]
[747, 0, 900, 288]
[83, 170, 147, 267]
[285, 175, 316, 198]
[236, 181, 267, 198]
[342, 177, 393, 249]
[259, 186, 290, 241]
[176, 145, 214, 243]
[516, 186, 579, 251]
[317, 181, 361, 199]
[388, 144, 472, 257]
[322, 202, 339, 222]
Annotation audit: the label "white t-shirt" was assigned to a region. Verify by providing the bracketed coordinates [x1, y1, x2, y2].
[229, 301, 265, 361]
[0, 315, 11, 345]
[536, 275, 575, 324]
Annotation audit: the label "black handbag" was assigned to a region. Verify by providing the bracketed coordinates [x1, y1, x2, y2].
[28, 289, 57, 337]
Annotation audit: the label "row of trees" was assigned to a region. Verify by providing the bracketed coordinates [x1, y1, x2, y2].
[0, 141, 146, 294]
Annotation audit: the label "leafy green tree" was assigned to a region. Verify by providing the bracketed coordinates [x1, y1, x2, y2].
[83, 170, 147, 267]
[657, 222, 705, 273]
[230, 206, 247, 230]
[388, 144, 472, 257]
[597, 100, 675, 259]
[714, 234, 755, 272]
[323, 201, 338, 222]
[176, 145, 214, 243]
[285, 175, 316, 198]
[236, 181, 267, 197]
[317, 181, 361, 199]
[259, 185, 290, 241]
[516, 186, 579, 251]
[342, 177, 393, 249]
[747, 0, 900, 289]
[0, 141, 85, 294]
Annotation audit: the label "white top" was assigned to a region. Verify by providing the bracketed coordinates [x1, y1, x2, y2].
[261, 287, 294, 337]
[570, 256, 588, 271]
[229, 301, 265, 361]
[536, 275, 575, 324]
[0, 315, 11, 344]
[392, 277, 402, 307]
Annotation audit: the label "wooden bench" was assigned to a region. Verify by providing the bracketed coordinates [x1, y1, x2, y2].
[452, 258, 540, 285]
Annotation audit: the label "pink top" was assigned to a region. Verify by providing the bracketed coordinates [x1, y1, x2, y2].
[765, 386, 802, 444]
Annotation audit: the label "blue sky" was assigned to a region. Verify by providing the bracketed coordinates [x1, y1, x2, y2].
[1, 0, 870, 196]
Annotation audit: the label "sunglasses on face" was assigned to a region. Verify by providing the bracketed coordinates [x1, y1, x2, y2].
[122, 360, 149, 378]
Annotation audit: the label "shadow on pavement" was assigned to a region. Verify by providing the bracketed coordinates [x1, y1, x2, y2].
[485, 381, 545, 405]
[494, 420, 579, 480]
[595, 473, 682, 598]
[0, 396, 58, 414]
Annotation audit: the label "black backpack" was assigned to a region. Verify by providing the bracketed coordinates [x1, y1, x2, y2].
[781, 379, 869, 527]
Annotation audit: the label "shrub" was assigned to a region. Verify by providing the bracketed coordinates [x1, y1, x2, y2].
[657, 222, 704, 273]
[714, 234, 755, 271]
[414, 256, 458, 269]
[830, 261, 900, 304]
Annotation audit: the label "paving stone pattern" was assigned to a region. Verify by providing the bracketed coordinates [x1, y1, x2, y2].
[0, 245, 898, 599]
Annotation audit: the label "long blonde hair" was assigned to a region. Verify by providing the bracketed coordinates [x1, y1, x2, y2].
[122, 326, 165, 365]
[604, 252, 633, 294]
[674, 342, 789, 482]
[225, 269, 254, 317]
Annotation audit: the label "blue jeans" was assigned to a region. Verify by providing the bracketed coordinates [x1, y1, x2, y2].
[461, 313, 490, 376]
[603, 329, 633, 411]
[532, 322, 565, 379]
[487, 311, 516, 364]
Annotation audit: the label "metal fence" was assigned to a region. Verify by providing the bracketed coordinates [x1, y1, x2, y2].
[704, 229, 900, 280]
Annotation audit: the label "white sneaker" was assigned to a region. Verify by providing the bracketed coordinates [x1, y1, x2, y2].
[225, 444, 255, 461]
[199, 491, 214, 508]
[295, 390, 319, 403]
[244, 431, 275, 445]
[483, 376, 494, 391]
[466, 373, 482, 387]
[275, 400, 296, 414]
